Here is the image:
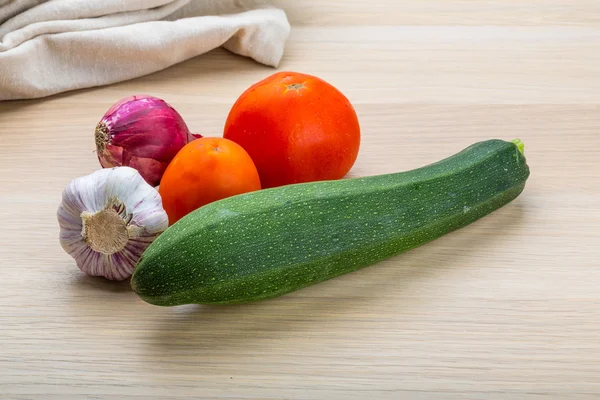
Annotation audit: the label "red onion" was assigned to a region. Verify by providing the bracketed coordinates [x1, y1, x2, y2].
[95, 95, 197, 187]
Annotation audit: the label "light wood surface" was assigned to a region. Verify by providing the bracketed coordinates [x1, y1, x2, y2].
[1, 1, 599, 399]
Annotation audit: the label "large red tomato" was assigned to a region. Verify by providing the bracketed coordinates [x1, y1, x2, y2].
[223, 71, 360, 188]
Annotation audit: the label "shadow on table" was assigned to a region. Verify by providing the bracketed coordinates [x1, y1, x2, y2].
[146, 202, 526, 351]
[71, 273, 133, 293]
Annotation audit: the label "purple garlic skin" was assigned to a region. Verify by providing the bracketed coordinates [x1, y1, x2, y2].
[57, 166, 169, 280]
[95, 95, 194, 187]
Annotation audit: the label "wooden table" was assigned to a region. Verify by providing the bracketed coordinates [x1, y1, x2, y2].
[1, 1, 599, 399]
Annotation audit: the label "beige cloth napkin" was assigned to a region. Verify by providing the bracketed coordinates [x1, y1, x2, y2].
[0, 0, 290, 101]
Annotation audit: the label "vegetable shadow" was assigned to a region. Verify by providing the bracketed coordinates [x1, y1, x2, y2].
[70, 273, 133, 294]
[148, 202, 527, 352]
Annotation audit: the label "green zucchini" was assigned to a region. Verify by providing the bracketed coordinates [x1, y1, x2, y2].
[131, 139, 529, 306]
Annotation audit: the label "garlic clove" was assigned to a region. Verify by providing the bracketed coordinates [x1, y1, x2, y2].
[57, 166, 168, 281]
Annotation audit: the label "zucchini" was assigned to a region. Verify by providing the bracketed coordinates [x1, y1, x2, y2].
[131, 139, 529, 306]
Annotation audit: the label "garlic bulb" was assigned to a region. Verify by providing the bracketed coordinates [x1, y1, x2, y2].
[57, 166, 169, 280]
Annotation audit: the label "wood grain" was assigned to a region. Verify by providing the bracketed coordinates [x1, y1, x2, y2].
[1, 1, 599, 399]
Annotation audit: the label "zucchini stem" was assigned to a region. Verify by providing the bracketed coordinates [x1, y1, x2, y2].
[512, 138, 525, 155]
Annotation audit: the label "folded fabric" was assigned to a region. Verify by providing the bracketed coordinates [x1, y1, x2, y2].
[0, 0, 290, 101]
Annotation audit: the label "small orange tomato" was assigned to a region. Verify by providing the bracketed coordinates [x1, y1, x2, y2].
[159, 137, 261, 225]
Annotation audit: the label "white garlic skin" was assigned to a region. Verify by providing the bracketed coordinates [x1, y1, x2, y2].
[57, 166, 169, 280]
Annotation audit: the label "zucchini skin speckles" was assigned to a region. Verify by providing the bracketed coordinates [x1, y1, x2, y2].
[131, 139, 530, 306]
